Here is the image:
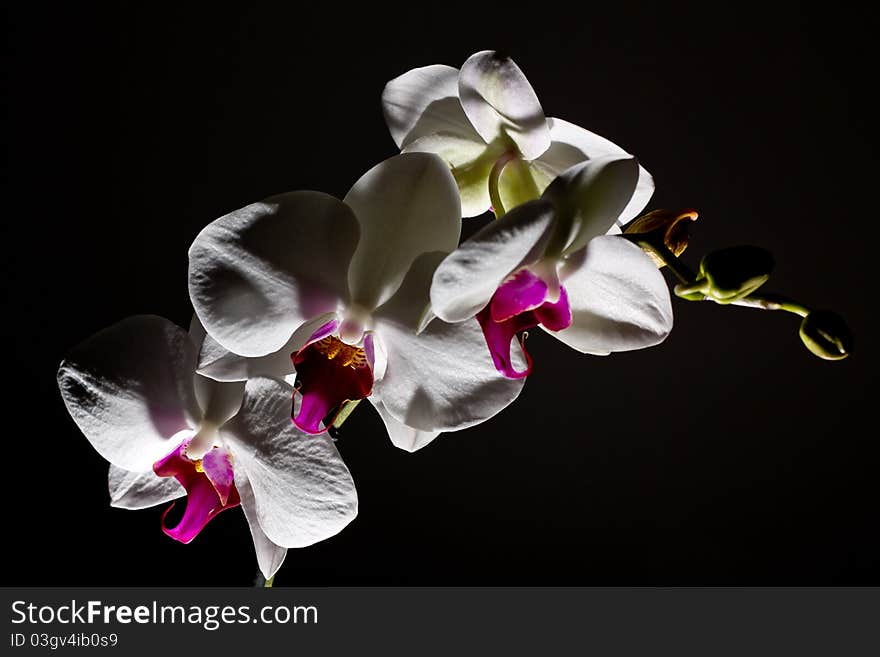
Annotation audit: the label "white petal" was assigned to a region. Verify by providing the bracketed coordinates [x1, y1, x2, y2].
[536, 118, 654, 225]
[236, 471, 288, 580]
[403, 132, 500, 218]
[459, 51, 550, 160]
[189, 314, 246, 422]
[373, 317, 525, 432]
[222, 377, 358, 548]
[57, 315, 201, 471]
[382, 64, 481, 148]
[430, 200, 555, 322]
[188, 191, 359, 357]
[375, 250, 447, 332]
[197, 312, 337, 382]
[542, 155, 640, 257]
[193, 376, 245, 427]
[344, 153, 461, 309]
[371, 399, 440, 452]
[553, 236, 673, 353]
[108, 464, 185, 510]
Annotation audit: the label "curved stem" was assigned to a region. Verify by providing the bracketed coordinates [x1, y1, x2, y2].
[622, 232, 811, 318]
[488, 152, 517, 219]
[623, 234, 696, 284]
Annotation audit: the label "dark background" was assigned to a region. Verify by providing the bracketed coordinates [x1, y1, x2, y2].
[4, 4, 876, 585]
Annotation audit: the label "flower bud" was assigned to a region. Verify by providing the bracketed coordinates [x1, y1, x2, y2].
[799, 310, 853, 360]
[698, 245, 774, 303]
[624, 209, 698, 267]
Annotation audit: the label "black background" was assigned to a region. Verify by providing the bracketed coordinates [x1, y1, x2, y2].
[4, 4, 877, 585]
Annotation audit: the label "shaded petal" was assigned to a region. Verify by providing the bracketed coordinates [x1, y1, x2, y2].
[222, 377, 358, 548]
[536, 118, 654, 225]
[375, 251, 448, 332]
[108, 464, 185, 510]
[236, 471, 287, 580]
[371, 399, 441, 453]
[374, 316, 526, 432]
[430, 200, 555, 322]
[57, 315, 202, 472]
[382, 64, 481, 148]
[197, 312, 337, 382]
[459, 51, 550, 159]
[403, 132, 500, 218]
[498, 157, 549, 215]
[344, 153, 461, 309]
[542, 155, 640, 256]
[552, 236, 673, 353]
[188, 191, 359, 357]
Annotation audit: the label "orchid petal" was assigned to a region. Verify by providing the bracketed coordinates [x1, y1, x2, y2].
[108, 465, 185, 510]
[459, 51, 550, 159]
[372, 399, 440, 453]
[374, 316, 526, 432]
[430, 200, 555, 322]
[188, 191, 359, 357]
[382, 64, 480, 148]
[57, 315, 202, 471]
[374, 251, 525, 430]
[552, 236, 673, 353]
[222, 377, 358, 548]
[197, 312, 338, 383]
[542, 155, 640, 256]
[374, 250, 448, 333]
[403, 132, 501, 218]
[235, 471, 287, 580]
[536, 118, 654, 225]
[344, 153, 461, 309]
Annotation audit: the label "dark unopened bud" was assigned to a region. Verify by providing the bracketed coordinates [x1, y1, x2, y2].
[624, 209, 698, 267]
[698, 245, 774, 303]
[799, 311, 853, 360]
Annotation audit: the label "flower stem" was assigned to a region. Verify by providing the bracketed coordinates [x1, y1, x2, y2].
[332, 399, 361, 428]
[623, 233, 811, 318]
[623, 234, 696, 284]
[488, 152, 517, 219]
[729, 294, 810, 317]
[254, 570, 274, 587]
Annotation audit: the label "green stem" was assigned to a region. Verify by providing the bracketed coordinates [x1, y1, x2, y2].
[264, 575, 274, 588]
[488, 152, 516, 219]
[729, 294, 810, 317]
[623, 234, 696, 284]
[332, 399, 361, 428]
[622, 233, 811, 318]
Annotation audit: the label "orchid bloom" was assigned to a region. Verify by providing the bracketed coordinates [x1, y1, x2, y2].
[188, 153, 526, 452]
[430, 154, 674, 379]
[57, 315, 358, 580]
[382, 50, 653, 219]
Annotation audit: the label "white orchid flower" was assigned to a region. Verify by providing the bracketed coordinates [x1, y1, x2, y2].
[430, 154, 674, 379]
[382, 50, 654, 220]
[57, 315, 358, 580]
[188, 153, 526, 452]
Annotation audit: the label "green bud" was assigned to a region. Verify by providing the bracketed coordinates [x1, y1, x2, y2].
[698, 245, 774, 303]
[799, 311, 853, 360]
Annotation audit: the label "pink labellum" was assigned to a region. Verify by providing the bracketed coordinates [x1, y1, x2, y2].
[153, 441, 240, 544]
